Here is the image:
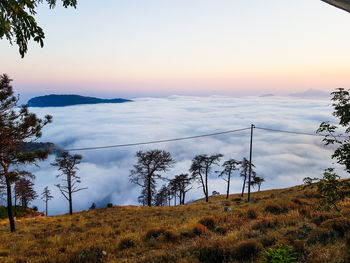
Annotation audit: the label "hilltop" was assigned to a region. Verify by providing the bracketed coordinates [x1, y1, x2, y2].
[0, 184, 349, 263]
[27, 94, 132, 107]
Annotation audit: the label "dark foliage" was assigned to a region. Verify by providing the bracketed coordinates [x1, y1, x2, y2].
[190, 154, 223, 202]
[0, 74, 51, 232]
[130, 149, 174, 207]
[0, 0, 77, 57]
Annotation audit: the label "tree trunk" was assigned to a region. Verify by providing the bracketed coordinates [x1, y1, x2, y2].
[5, 170, 15, 232]
[147, 176, 152, 207]
[241, 176, 246, 197]
[205, 171, 209, 202]
[67, 173, 73, 215]
[226, 173, 231, 199]
[46, 199, 48, 216]
[14, 187, 17, 217]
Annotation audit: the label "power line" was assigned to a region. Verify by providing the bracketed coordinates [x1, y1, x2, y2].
[64, 127, 251, 152]
[63, 125, 348, 152]
[255, 126, 324, 137]
[255, 126, 348, 138]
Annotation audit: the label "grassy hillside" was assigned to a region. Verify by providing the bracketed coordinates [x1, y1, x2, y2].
[0, 185, 350, 263]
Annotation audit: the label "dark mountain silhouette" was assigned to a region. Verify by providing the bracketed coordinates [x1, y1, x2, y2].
[27, 94, 132, 107]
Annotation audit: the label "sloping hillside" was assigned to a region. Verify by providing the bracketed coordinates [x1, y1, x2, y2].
[0, 185, 350, 263]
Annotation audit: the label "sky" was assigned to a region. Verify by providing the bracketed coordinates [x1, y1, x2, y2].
[1, 0, 350, 101]
[2, 96, 343, 215]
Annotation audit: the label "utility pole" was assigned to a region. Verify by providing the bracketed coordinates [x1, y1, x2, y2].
[247, 124, 255, 202]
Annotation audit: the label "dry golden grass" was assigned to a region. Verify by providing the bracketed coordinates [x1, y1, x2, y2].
[0, 185, 349, 262]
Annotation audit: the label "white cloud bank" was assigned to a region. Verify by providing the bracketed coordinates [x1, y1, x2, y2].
[21, 95, 345, 215]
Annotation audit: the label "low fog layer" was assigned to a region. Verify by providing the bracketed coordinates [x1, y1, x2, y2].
[21, 96, 341, 215]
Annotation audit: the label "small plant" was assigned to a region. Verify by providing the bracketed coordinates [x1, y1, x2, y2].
[307, 227, 335, 245]
[191, 223, 207, 236]
[265, 203, 285, 214]
[89, 203, 96, 210]
[199, 216, 216, 230]
[73, 247, 105, 263]
[144, 227, 177, 242]
[234, 239, 262, 261]
[320, 217, 350, 238]
[107, 203, 113, 208]
[262, 244, 297, 263]
[304, 169, 350, 211]
[118, 237, 135, 250]
[247, 208, 258, 219]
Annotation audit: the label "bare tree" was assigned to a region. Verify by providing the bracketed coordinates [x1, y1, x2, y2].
[190, 154, 223, 202]
[41, 186, 53, 216]
[130, 149, 174, 207]
[240, 158, 256, 197]
[14, 177, 37, 208]
[219, 159, 241, 199]
[250, 176, 265, 192]
[51, 152, 87, 215]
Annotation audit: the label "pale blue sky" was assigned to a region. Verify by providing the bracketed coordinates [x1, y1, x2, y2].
[1, 0, 349, 101]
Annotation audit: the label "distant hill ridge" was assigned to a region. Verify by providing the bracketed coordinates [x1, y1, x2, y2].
[27, 94, 132, 107]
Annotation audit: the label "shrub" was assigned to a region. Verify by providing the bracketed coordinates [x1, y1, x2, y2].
[307, 228, 334, 245]
[144, 227, 177, 242]
[214, 226, 227, 235]
[265, 203, 285, 214]
[247, 208, 258, 219]
[118, 237, 135, 250]
[32, 206, 38, 211]
[311, 212, 333, 225]
[292, 240, 305, 256]
[191, 223, 207, 236]
[320, 217, 350, 238]
[107, 203, 113, 208]
[260, 233, 278, 247]
[291, 198, 307, 205]
[261, 244, 297, 263]
[197, 243, 226, 263]
[71, 247, 105, 263]
[252, 217, 278, 231]
[234, 239, 262, 261]
[199, 216, 216, 230]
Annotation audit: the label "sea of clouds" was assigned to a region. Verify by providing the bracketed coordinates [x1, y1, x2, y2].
[17, 95, 346, 215]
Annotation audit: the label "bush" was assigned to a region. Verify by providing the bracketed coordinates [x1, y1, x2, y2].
[118, 237, 135, 250]
[199, 216, 216, 230]
[320, 217, 350, 238]
[32, 206, 38, 211]
[311, 212, 333, 225]
[197, 243, 226, 263]
[214, 226, 227, 235]
[252, 217, 278, 231]
[106, 203, 113, 208]
[307, 228, 334, 245]
[234, 239, 262, 261]
[247, 208, 258, 219]
[261, 244, 297, 263]
[265, 203, 285, 214]
[70, 247, 105, 263]
[144, 227, 177, 242]
[260, 233, 278, 247]
[191, 223, 207, 236]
